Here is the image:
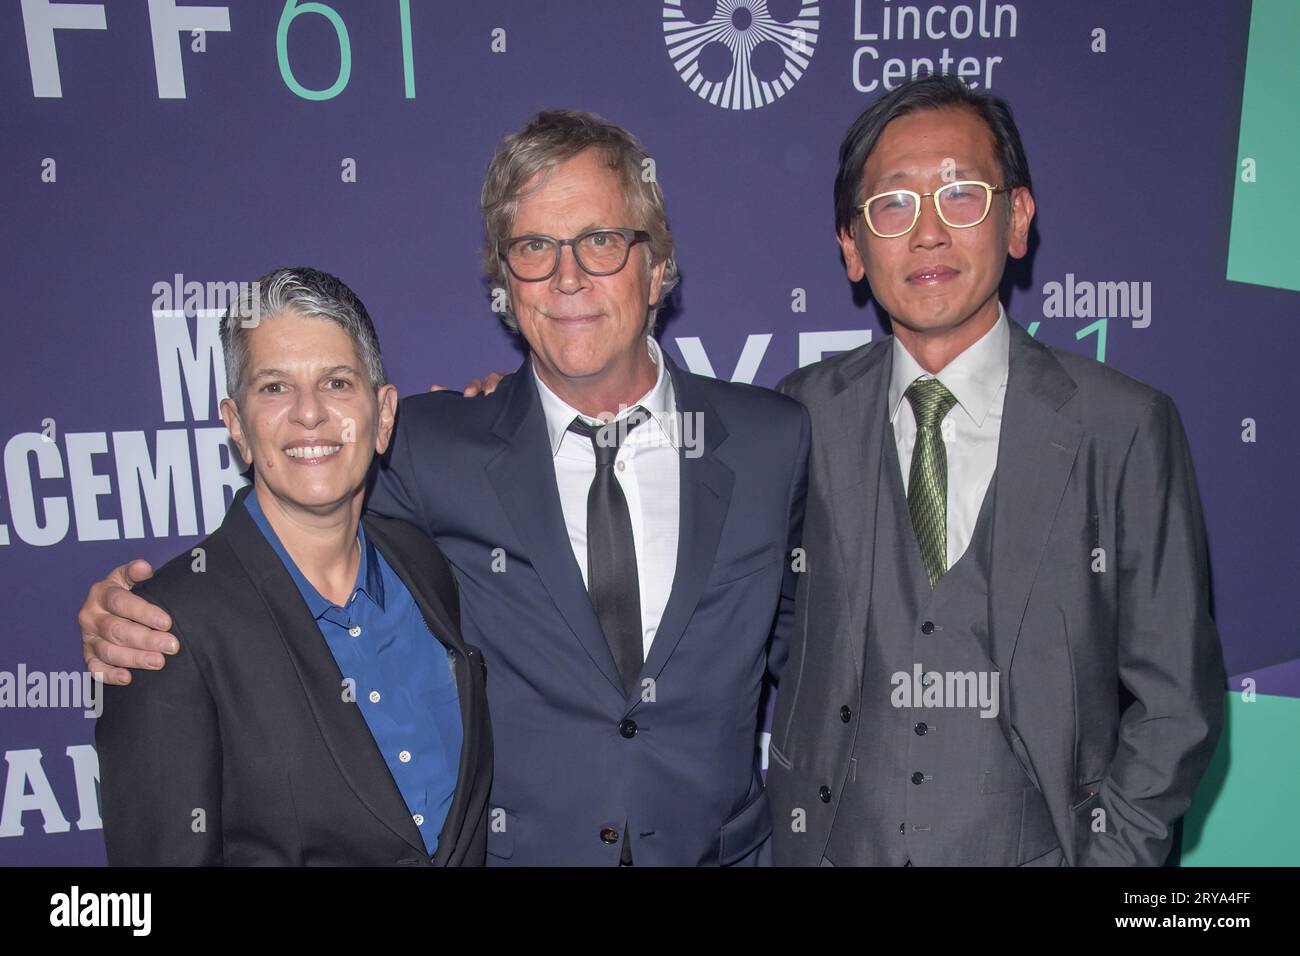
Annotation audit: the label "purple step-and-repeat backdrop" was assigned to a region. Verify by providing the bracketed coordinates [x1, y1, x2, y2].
[1, 1, 1294, 865]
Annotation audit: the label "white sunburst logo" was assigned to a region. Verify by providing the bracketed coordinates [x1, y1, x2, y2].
[662, 0, 820, 111]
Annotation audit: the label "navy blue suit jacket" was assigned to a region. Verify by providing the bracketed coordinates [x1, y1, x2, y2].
[368, 354, 809, 865]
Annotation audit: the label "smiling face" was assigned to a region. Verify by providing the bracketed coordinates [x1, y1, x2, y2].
[506, 148, 666, 398]
[839, 105, 1034, 350]
[220, 312, 397, 517]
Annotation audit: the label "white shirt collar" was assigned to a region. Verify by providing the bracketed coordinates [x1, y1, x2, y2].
[534, 336, 679, 456]
[888, 302, 1010, 429]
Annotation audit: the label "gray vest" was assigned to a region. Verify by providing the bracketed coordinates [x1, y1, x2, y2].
[824, 422, 1058, 866]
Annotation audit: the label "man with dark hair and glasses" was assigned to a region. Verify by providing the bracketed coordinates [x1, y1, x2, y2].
[79, 111, 808, 867]
[766, 74, 1225, 866]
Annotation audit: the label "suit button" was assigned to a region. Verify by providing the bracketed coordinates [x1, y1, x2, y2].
[818, 785, 832, 803]
[914, 722, 928, 736]
[911, 771, 925, 785]
[599, 827, 620, 845]
[921, 621, 935, 635]
[619, 719, 638, 738]
[839, 705, 852, 723]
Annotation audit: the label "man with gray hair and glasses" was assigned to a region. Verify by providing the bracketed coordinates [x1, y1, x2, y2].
[80, 112, 810, 866]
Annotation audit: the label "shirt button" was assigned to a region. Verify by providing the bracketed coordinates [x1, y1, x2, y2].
[349, 625, 362, 638]
[616, 460, 626, 472]
[921, 621, 935, 635]
[399, 750, 411, 763]
[369, 691, 381, 703]
[413, 814, 424, 826]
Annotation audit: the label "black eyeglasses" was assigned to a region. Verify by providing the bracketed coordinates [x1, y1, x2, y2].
[500, 228, 651, 281]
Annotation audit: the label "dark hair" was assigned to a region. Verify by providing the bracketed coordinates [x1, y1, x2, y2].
[833, 74, 1032, 236]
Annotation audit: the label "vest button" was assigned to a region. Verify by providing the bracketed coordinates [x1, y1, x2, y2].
[618, 719, 638, 738]
[818, 785, 832, 803]
[911, 771, 925, 785]
[914, 721, 928, 736]
[839, 705, 852, 723]
[921, 621, 935, 635]
[599, 827, 620, 844]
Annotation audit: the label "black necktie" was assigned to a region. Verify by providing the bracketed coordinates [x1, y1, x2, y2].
[568, 407, 650, 698]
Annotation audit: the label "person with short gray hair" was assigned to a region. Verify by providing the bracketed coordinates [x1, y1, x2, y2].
[220, 266, 388, 404]
[94, 267, 493, 866]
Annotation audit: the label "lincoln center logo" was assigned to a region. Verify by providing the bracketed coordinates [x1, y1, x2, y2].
[662, 0, 820, 110]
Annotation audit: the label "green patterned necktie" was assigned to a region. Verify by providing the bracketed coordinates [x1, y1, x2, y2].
[905, 377, 959, 588]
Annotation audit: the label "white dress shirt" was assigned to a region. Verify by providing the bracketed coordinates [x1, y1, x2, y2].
[888, 304, 1010, 569]
[534, 336, 681, 658]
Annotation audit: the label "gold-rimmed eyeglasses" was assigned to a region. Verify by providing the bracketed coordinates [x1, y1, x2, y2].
[858, 180, 1007, 239]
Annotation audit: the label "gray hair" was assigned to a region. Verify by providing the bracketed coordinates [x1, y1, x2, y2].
[481, 110, 679, 331]
[220, 267, 387, 405]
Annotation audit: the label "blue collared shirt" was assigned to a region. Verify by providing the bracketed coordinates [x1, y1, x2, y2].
[244, 491, 462, 856]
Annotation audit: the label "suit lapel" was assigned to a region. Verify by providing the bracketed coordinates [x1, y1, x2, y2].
[222, 488, 427, 857]
[818, 341, 893, 686]
[363, 514, 478, 867]
[987, 321, 1083, 674]
[484, 363, 626, 696]
[363, 515, 460, 645]
[639, 360, 733, 687]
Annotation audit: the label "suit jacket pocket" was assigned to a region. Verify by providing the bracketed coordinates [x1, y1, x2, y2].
[718, 788, 773, 865]
[486, 807, 517, 860]
[978, 726, 1037, 794]
[1070, 779, 1104, 812]
[708, 544, 778, 587]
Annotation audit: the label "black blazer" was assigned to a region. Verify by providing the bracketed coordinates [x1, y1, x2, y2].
[96, 484, 492, 866]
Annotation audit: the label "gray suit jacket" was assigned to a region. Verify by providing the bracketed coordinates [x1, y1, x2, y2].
[767, 318, 1225, 866]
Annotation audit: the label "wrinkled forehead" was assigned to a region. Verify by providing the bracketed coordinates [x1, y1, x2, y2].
[512, 149, 638, 232]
